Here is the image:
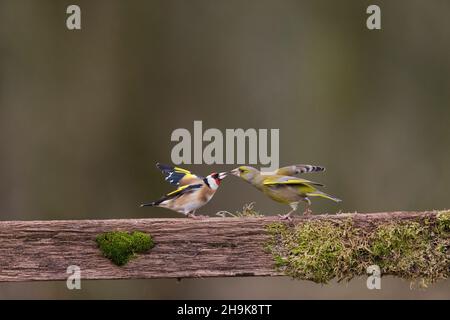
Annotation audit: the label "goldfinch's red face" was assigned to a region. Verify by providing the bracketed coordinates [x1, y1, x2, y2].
[211, 172, 227, 184]
[206, 172, 227, 189]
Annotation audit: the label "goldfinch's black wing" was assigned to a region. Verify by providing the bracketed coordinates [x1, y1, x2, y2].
[156, 163, 203, 186]
[148, 184, 203, 207]
[140, 183, 204, 207]
[275, 164, 325, 176]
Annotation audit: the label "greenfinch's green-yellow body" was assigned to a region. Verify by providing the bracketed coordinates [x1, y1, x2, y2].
[230, 165, 341, 219]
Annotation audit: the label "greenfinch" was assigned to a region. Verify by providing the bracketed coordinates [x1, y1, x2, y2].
[230, 165, 341, 219]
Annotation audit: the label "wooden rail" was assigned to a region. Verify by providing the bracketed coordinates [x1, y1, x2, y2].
[0, 211, 444, 282]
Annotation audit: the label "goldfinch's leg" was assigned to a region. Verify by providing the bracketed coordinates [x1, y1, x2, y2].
[187, 210, 199, 219]
[278, 203, 298, 221]
[302, 198, 312, 215]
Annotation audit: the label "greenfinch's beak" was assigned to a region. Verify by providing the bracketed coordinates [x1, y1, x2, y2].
[230, 168, 240, 176]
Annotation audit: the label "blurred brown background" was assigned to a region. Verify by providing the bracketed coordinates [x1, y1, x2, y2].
[0, 0, 449, 298]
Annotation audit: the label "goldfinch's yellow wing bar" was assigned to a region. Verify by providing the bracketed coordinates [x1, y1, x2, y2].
[166, 184, 200, 196]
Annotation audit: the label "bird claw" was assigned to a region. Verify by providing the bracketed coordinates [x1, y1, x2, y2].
[278, 214, 292, 221]
[188, 214, 207, 219]
[303, 208, 312, 216]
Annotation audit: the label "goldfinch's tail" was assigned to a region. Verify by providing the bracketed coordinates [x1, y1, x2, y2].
[307, 191, 342, 203]
[140, 201, 155, 207]
[140, 198, 164, 207]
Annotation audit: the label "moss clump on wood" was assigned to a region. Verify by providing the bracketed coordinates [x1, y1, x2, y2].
[95, 231, 154, 266]
[437, 210, 450, 234]
[266, 211, 450, 286]
[370, 221, 448, 284]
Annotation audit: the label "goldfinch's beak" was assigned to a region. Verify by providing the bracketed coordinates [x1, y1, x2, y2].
[218, 172, 227, 180]
[230, 168, 240, 176]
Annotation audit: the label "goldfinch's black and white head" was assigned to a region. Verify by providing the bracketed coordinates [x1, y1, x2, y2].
[204, 172, 227, 190]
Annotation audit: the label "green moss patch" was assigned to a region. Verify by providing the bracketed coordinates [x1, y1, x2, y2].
[437, 210, 450, 234]
[96, 231, 154, 266]
[266, 212, 450, 286]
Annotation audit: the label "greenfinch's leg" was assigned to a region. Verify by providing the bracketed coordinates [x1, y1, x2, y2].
[302, 198, 312, 215]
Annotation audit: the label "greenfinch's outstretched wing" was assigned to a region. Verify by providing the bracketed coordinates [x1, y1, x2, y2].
[156, 163, 203, 186]
[264, 175, 324, 187]
[263, 175, 324, 187]
[275, 164, 325, 176]
[263, 176, 319, 194]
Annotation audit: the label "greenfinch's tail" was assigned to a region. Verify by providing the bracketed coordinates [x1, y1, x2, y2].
[307, 191, 342, 203]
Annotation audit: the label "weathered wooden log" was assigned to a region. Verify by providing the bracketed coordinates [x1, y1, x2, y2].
[0, 211, 447, 282]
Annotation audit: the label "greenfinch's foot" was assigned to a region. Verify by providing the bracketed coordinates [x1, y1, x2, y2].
[278, 214, 293, 221]
[303, 208, 312, 215]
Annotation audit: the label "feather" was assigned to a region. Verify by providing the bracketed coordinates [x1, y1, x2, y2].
[274, 164, 325, 176]
[142, 183, 203, 207]
[263, 175, 324, 187]
[306, 191, 342, 203]
[156, 163, 202, 186]
[166, 184, 203, 197]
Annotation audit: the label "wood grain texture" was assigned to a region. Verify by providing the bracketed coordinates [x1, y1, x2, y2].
[0, 211, 440, 282]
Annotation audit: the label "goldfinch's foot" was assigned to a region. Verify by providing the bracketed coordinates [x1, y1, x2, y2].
[303, 208, 312, 215]
[188, 214, 207, 219]
[278, 214, 293, 221]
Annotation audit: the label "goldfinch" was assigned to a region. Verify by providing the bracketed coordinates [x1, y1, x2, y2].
[141, 163, 227, 218]
[230, 165, 341, 220]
